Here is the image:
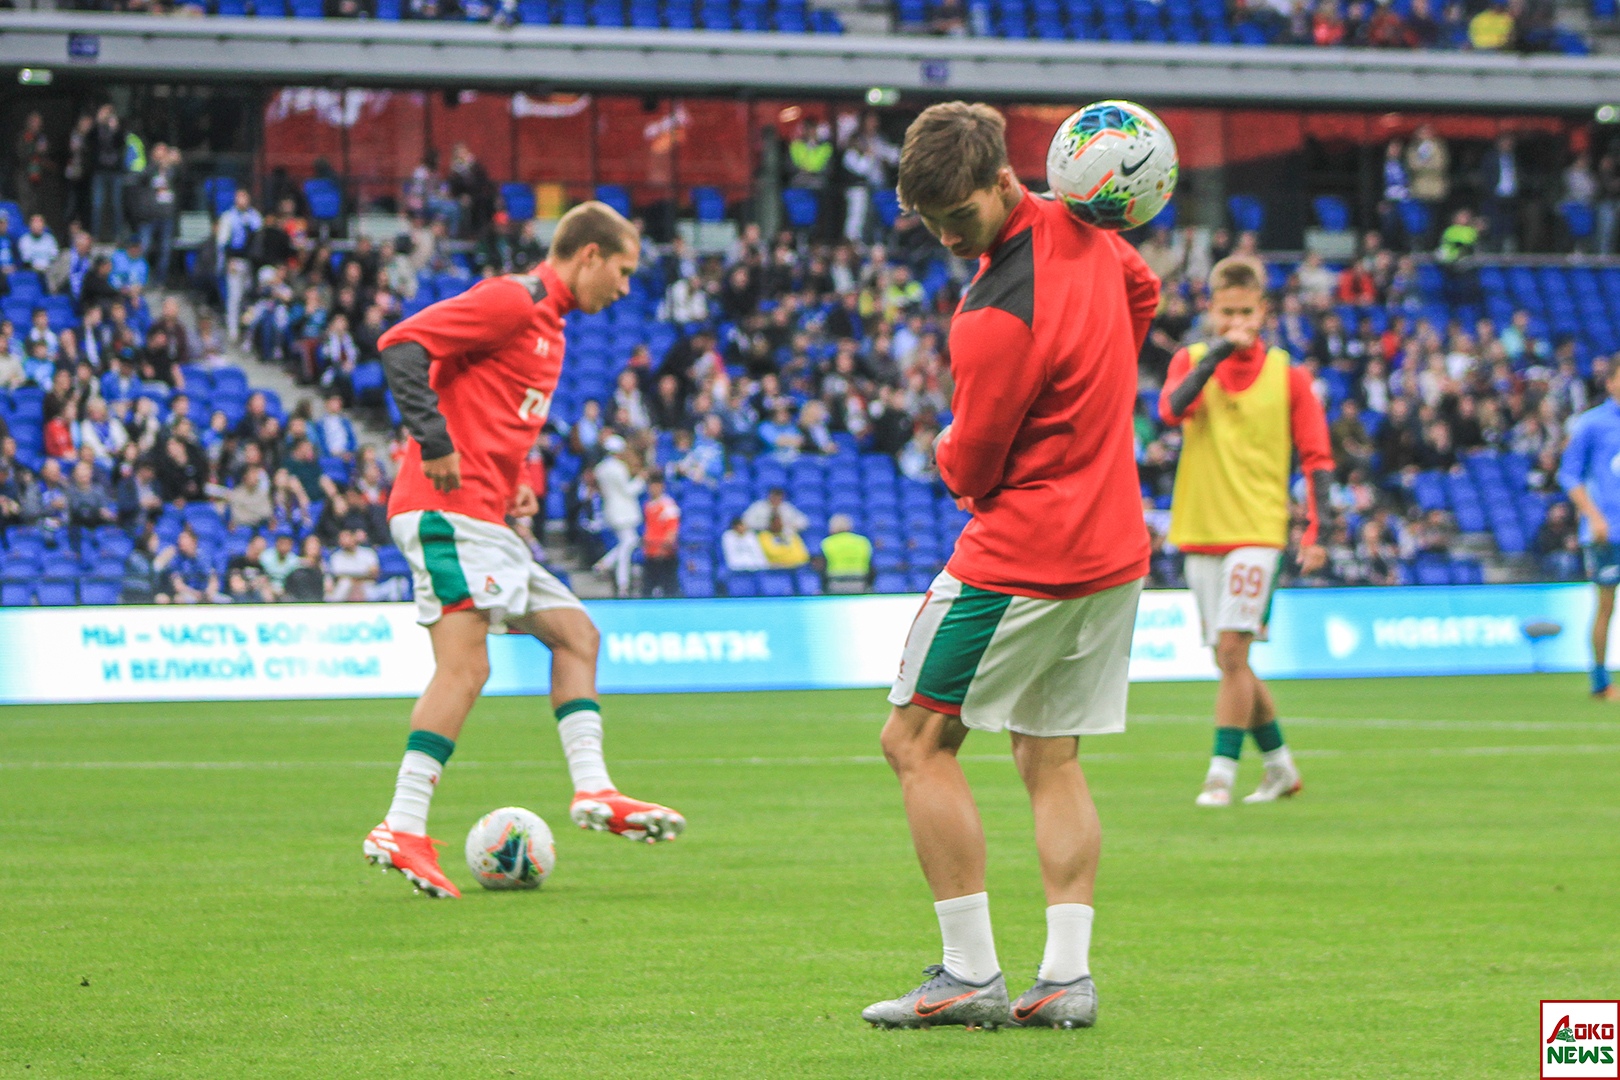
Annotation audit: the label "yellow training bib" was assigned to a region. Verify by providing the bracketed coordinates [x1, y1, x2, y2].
[1168, 345, 1294, 550]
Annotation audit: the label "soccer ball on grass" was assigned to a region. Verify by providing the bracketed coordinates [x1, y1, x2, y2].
[465, 807, 556, 890]
[1046, 100, 1178, 231]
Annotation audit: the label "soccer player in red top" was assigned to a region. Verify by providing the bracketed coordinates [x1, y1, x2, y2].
[1159, 255, 1334, 808]
[362, 203, 684, 900]
[862, 103, 1160, 1032]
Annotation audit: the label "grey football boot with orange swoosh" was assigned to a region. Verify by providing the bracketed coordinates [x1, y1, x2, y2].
[1009, 973, 1098, 1029]
[861, 965, 1010, 1029]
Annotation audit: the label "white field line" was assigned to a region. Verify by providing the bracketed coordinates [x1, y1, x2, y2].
[5, 743, 1620, 770]
[1130, 713, 1620, 732]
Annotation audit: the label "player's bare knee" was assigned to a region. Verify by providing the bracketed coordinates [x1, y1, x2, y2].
[1009, 733, 1078, 785]
[880, 706, 959, 773]
[1215, 639, 1252, 677]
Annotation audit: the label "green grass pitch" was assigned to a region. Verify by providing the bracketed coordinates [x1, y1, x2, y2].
[2, 673, 1617, 1078]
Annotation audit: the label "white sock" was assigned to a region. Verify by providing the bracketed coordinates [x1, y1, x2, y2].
[384, 750, 442, 835]
[1038, 903, 1094, 983]
[557, 708, 615, 794]
[934, 892, 1000, 984]
[1205, 756, 1239, 786]
[1262, 746, 1295, 770]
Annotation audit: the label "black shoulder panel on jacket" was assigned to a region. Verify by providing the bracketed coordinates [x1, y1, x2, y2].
[510, 273, 548, 304]
[959, 227, 1034, 328]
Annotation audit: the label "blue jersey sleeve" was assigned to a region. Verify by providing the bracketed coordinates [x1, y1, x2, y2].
[1559, 413, 1594, 494]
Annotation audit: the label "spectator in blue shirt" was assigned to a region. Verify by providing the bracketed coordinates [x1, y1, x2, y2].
[109, 238, 149, 300]
[314, 393, 358, 462]
[65, 230, 94, 300]
[0, 214, 14, 297]
[757, 399, 804, 459]
[23, 459, 71, 537]
[158, 528, 220, 605]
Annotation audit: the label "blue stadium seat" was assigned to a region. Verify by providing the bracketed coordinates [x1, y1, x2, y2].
[691, 186, 727, 223]
[501, 183, 536, 221]
[594, 185, 633, 217]
[304, 178, 342, 222]
[782, 189, 819, 229]
[1398, 200, 1431, 243]
[289, 0, 321, 16]
[0, 202, 22, 237]
[1313, 195, 1350, 231]
[1, 581, 33, 606]
[680, 572, 715, 598]
[759, 570, 795, 596]
[80, 578, 123, 605]
[36, 579, 77, 606]
[873, 571, 910, 594]
[1227, 194, 1264, 235]
[725, 571, 760, 597]
[1560, 202, 1596, 243]
[205, 177, 238, 216]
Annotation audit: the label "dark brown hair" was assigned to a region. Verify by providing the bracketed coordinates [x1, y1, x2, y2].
[896, 102, 1009, 211]
[551, 201, 638, 260]
[1210, 255, 1267, 294]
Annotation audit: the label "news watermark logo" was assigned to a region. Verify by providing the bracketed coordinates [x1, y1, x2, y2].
[1542, 1001, 1619, 1079]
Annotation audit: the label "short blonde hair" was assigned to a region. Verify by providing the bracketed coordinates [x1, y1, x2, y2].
[1210, 255, 1267, 294]
[551, 200, 638, 260]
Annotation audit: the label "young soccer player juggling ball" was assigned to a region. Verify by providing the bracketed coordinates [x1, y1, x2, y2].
[864, 103, 1160, 1030]
[1158, 256, 1334, 807]
[1557, 361, 1620, 700]
[364, 202, 684, 899]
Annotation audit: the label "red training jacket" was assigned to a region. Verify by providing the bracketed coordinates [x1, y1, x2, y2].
[937, 190, 1160, 600]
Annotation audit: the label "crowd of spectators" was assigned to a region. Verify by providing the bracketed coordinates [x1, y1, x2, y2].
[4, 97, 1618, 604]
[1136, 219, 1600, 588]
[1226, 0, 1577, 52]
[0, 103, 416, 606]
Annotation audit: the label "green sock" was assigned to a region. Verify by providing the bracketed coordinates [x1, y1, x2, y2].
[554, 698, 599, 722]
[406, 729, 456, 765]
[1213, 727, 1244, 760]
[1251, 722, 1285, 754]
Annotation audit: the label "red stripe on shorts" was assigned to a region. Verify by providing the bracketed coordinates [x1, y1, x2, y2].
[909, 692, 962, 717]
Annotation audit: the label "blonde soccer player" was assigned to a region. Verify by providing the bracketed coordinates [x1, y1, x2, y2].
[1158, 255, 1334, 807]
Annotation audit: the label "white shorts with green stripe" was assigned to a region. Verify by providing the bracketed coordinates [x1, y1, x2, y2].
[389, 509, 583, 631]
[888, 571, 1144, 738]
[1184, 547, 1280, 647]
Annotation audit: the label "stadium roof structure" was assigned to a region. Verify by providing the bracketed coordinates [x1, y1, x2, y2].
[2, 11, 1618, 110]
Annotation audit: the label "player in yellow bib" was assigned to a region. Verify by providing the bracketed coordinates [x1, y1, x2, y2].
[1158, 256, 1336, 807]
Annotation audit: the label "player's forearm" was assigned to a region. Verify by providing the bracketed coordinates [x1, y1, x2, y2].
[1307, 468, 1334, 545]
[935, 433, 1007, 501]
[1166, 341, 1235, 418]
[380, 341, 453, 460]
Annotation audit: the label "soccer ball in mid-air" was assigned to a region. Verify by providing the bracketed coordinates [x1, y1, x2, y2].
[465, 807, 556, 890]
[1046, 100, 1179, 231]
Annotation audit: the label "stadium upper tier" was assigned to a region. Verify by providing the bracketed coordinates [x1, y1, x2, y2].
[49, 0, 1598, 55]
[2, 12, 1615, 108]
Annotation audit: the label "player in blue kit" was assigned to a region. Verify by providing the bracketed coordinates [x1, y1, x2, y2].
[1558, 363, 1620, 699]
